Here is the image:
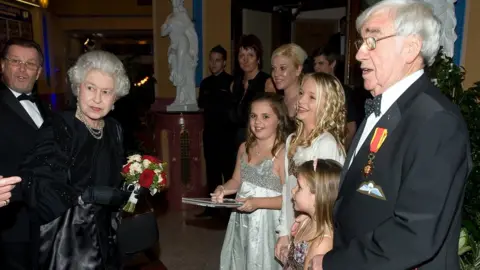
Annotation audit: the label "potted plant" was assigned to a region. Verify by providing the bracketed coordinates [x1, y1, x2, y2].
[428, 48, 480, 269]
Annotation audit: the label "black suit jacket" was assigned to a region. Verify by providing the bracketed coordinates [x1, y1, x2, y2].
[0, 82, 50, 243]
[323, 74, 472, 269]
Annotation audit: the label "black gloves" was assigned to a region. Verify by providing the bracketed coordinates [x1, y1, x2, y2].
[81, 186, 131, 207]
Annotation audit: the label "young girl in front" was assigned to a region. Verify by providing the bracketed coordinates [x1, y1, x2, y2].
[283, 159, 342, 269]
[212, 93, 293, 269]
[276, 72, 347, 263]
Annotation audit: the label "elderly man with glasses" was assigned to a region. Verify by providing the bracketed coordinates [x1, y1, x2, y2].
[0, 38, 50, 269]
[309, 0, 471, 269]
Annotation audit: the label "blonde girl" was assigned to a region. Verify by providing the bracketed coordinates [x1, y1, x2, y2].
[275, 72, 347, 263]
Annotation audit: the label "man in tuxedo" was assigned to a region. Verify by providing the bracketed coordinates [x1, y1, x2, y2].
[196, 45, 235, 217]
[311, 1, 471, 269]
[0, 38, 49, 269]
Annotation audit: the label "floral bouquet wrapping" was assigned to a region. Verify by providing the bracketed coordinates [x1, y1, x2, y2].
[121, 154, 167, 213]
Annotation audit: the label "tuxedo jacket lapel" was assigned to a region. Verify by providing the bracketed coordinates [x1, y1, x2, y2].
[345, 104, 401, 183]
[35, 96, 49, 121]
[0, 85, 39, 129]
[335, 102, 402, 216]
[343, 119, 367, 175]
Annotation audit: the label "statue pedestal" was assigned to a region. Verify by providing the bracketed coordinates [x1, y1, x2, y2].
[166, 103, 199, 112]
[152, 111, 206, 211]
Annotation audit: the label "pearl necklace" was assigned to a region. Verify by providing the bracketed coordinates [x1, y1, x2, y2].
[75, 109, 105, 140]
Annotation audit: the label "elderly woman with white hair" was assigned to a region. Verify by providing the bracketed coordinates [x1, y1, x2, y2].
[9, 50, 131, 269]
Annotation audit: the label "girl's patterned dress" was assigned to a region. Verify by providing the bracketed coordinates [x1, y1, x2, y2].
[283, 240, 308, 270]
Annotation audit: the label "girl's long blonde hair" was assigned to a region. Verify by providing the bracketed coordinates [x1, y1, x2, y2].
[297, 159, 342, 242]
[288, 73, 346, 159]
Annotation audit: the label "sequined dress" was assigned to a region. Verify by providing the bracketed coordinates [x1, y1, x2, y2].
[220, 153, 283, 269]
[283, 241, 308, 270]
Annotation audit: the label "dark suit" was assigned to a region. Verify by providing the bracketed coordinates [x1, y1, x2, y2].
[323, 74, 471, 269]
[198, 71, 236, 194]
[0, 82, 50, 269]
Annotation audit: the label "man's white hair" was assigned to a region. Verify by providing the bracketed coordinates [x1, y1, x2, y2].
[356, 0, 441, 66]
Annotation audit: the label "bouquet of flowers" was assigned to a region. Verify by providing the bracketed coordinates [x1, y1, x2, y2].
[121, 154, 167, 213]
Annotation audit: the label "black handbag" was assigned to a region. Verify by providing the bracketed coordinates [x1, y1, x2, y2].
[117, 188, 159, 256]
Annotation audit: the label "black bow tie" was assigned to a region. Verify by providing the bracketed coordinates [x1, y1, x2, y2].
[364, 95, 382, 117]
[17, 93, 36, 103]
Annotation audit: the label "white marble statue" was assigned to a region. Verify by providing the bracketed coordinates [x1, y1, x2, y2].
[161, 0, 199, 111]
[422, 0, 457, 58]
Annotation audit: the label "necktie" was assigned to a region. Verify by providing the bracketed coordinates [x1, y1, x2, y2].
[364, 95, 382, 117]
[17, 93, 36, 103]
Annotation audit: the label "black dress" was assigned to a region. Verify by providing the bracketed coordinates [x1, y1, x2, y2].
[18, 111, 127, 269]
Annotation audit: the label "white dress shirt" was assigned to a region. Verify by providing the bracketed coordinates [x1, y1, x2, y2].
[349, 69, 424, 168]
[9, 88, 44, 128]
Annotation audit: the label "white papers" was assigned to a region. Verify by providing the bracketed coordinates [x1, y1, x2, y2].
[182, 197, 243, 208]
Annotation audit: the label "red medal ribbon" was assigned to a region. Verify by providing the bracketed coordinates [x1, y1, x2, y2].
[370, 127, 388, 153]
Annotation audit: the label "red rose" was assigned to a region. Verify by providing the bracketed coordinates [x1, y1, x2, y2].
[142, 155, 159, 163]
[139, 169, 155, 188]
[122, 163, 131, 174]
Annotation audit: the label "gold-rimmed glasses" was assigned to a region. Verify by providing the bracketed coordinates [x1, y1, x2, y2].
[354, 35, 396, 50]
[3, 57, 40, 71]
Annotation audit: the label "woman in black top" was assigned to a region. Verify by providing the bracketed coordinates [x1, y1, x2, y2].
[230, 34, 276, 149]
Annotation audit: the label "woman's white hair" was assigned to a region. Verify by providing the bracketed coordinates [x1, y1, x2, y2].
[356, 0, 441, 66]
[68, 50, 130, 97]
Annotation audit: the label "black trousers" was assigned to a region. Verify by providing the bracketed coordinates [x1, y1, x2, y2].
[203, 129, 236, 194]
[0, 242, 32, 270]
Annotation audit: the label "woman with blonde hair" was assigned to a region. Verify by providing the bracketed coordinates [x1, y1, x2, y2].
[275, 72, 346, 264]
[271, 43, 308, 118]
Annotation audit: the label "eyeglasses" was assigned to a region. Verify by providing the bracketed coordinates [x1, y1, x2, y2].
[354, 35, 396, 50]
[3, 57, 40, 71]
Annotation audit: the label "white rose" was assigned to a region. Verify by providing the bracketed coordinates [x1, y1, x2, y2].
[143, 159, 151, 168]
[129, 162, 142, 174]
[154, 169, 161, 174]
[158, 174, 164, 183]
[127, 154, 142, 163]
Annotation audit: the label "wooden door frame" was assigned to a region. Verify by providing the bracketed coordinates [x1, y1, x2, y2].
[345, 0, 362, 86]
